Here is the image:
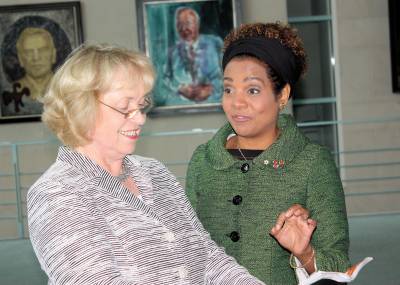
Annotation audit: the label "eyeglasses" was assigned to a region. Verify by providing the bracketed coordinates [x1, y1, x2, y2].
[98, 96, 152, 119]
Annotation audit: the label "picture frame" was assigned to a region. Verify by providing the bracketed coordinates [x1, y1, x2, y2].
[136, 0, 241, 116]
[389, 0, 400, 93]
[0, 1, 83, 123]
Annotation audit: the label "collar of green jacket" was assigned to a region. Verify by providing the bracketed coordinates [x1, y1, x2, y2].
[205, 114, 310, 170]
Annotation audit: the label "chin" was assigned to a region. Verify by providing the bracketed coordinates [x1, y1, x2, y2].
[122, 144, 136, 155]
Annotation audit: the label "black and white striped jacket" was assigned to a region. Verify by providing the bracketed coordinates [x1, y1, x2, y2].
[27, 146, 265, 285]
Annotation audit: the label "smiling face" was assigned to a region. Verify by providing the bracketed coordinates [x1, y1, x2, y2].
[222, 57, 288, 148]
[87, 66, 147, 160]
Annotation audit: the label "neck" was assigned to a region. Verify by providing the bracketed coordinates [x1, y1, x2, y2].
[75, 144, 124, 176]
[25, 72, 52, 85]
[20, 73, 53, 99]
[235, 127, 280, 150]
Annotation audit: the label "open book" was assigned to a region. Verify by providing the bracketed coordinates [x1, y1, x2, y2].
[296, 257, 373, 285]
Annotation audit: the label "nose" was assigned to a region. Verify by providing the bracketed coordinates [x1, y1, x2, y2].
[231, 92, 247, 109]
[32, 49, 41, 61]
[129, 111, 146, 126]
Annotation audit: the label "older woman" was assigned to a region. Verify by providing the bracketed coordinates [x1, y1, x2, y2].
[186, 23, 351, 284]
[28, 44, 316, 285]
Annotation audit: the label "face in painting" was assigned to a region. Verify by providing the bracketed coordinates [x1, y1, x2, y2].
[177, 9, 199, 43]
[17, 30, 56, 79]
[222, 57, 286, 144]
[90, 66, 148, 159]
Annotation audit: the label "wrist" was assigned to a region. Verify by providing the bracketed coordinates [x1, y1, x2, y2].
[290, 245, 315, 270]
[296, 245, 314, 260]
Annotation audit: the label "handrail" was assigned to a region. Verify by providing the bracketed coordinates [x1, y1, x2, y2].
[1, 115, 399, 239]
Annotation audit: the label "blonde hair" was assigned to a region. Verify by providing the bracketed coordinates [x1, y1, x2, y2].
[42, 44, 155, 147]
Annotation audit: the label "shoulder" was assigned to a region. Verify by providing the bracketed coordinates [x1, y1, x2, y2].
[189, 143, 208, 164]
[302, 142, 332, 159]
[200, 34, 223, 46]
[127, 154, 177, 182]
[301, 143, 336, 167]
[27, 162, 84, 218]
[189, 123, 235, 171]
[28, 161, 75, 197]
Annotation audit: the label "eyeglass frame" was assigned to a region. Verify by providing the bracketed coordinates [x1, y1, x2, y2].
[97, 96, 152, 119]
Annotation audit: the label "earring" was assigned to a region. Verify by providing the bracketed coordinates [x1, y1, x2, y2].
[279, 103, 286, 111]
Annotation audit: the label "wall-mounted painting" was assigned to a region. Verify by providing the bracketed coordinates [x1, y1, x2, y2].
[0, 2, 83, 123]
[136, 0, 241, 115]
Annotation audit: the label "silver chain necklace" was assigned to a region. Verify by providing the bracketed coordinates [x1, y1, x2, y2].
[237, 147, 249, 161]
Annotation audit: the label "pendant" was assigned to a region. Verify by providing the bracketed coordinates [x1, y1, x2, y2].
[241, 163, 250, 173]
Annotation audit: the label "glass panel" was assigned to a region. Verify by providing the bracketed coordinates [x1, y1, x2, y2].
[287, 0, 330, 17]
[298, 125, 338, 153]
[293, 103, 336, 122]
[291, 21, 334, 99]
[294, 103, 339, 163]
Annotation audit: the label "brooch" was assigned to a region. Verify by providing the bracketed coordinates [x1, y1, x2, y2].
[273, 159, 285, 176]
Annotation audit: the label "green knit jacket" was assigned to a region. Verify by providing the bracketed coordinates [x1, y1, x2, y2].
[186, 114, 350, 285]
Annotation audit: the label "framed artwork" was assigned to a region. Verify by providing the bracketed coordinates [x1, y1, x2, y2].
[136, 0, 241, 115]
[0, 2, 83, 123]
[389, 0, 400, 93]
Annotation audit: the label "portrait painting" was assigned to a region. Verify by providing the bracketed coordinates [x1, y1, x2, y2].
[0, 2, 83, 123]
[136, 0, 241, 115]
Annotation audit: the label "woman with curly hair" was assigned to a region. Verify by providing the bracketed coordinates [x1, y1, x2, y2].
[186, 22, 350, 284]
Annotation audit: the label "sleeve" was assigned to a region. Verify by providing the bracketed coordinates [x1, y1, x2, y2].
[306, 147, 351, 272]
[27, 182, 141, 285]
[155, 159, 265, 285]
[185, 144, 205, 209]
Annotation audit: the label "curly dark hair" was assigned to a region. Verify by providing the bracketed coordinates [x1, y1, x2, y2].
[223, 22, 307, 98]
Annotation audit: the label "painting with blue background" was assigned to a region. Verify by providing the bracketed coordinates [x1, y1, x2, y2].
[143, 0, 236, 108]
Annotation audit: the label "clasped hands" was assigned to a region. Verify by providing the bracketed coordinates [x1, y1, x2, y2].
[179, 83, 213, 102]
[270, 204, 317, 273]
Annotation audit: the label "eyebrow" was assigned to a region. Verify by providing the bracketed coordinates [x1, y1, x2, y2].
[223, 76, 265, 84]
[244, 76, 265, 84]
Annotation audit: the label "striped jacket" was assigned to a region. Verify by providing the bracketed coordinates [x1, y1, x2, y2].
[27, 146, 265, 285]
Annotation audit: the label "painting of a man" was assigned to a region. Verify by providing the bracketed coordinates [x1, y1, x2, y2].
[15, 27, 56, 101]
[0, 4, 82, 122]
[139, 0, 238, 112]
[162, 7, 223, 105]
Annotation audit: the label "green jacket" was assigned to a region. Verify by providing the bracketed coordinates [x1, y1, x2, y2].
[186, 114, 350, 285]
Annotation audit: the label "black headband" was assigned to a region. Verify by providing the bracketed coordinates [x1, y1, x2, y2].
[222, 37, 300, 87]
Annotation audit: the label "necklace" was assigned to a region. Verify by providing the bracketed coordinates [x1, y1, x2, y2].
[115, 163, 129, 182]
[237, 147, 250, 173]
[237, 147, 248, 161]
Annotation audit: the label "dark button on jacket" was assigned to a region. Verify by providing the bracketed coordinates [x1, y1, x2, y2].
[229, 231, 240, 242]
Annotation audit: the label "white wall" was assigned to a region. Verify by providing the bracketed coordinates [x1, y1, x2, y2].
[334, 0, 400, 215]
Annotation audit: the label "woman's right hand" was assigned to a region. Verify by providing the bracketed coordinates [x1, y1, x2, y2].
[270, 213, 317, 273]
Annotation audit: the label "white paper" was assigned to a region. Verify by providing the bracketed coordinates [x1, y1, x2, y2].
[296, 257, 373, 285]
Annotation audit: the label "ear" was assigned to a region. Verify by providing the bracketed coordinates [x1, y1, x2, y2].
[278, 84, 290, 109]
